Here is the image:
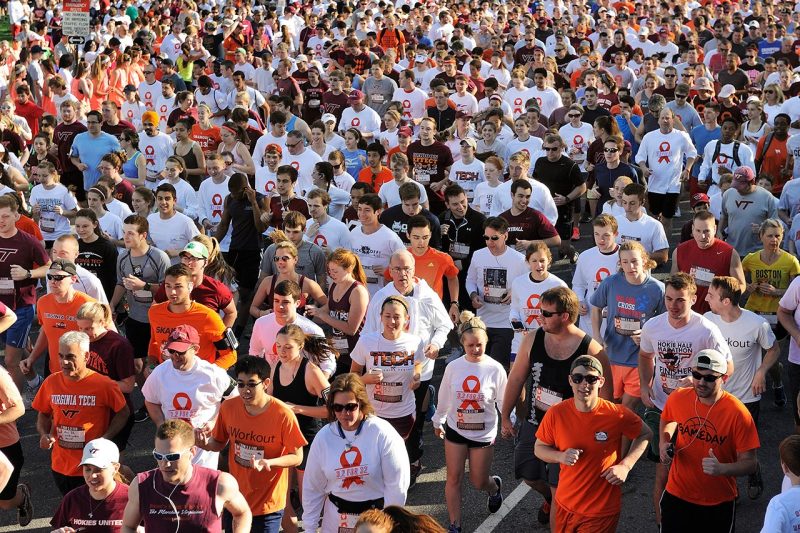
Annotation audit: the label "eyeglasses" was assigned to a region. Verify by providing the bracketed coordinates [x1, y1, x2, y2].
[603, 148, 619, 153]
[540, 309, 563, 318]
[152, 449, 189, 462]
[332, 402, 359, 413]
[166, 348, 189, 357]
[274, 255, 293, 262]
[47, 274, 71, 281]
[691, 370, 722, 382]
[570, 373, 601, 384]
[745, 55, 756, 59]
[483, 235, 501, 241]
[391, 266, 413, 272]
[86, 121, 100, 125]
[180, 254, 203, 262]
[286, 141, 302, 148]
[543, 146, 560, 151]
[236, 379, 265, 390]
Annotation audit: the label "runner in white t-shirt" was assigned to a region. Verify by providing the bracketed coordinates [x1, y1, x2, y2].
[349, 194, 405, 295]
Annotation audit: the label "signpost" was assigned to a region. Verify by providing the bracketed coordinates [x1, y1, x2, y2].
[62, 0, 89, 43]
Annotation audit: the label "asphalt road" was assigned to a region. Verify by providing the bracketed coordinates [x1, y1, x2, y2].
[0, 198, 794, 532]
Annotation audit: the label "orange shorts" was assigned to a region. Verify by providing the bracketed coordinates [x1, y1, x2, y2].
[555, 505, 620, 533]
[611, 364, 641, 399]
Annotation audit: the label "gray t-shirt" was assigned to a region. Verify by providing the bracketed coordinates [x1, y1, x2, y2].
[259, 240, 327, 287]
[722, 186, 778, 256]
[666, 101, 702, 132]
[116, 246, 171, 322]
[363, 76, 398, 116]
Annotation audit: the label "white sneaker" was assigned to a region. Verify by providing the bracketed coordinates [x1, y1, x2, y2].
[23, 376, 42, 410]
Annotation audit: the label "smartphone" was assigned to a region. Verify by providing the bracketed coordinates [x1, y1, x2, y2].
[511, 319, 524, 330]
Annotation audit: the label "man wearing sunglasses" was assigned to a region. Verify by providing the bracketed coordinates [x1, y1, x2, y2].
[658, 349, 759, 533]
[122, 419, 252, 533]
[638, 273, 732, 526]
[535, 355, 651, 533]
[142, 325, 238, 469]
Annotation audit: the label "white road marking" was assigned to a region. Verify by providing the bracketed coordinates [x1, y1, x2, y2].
[474, 481, 531, 532]
[0, 517, 53, 530]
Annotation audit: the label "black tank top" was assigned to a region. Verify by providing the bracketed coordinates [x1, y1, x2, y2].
[327, 281, 364, 358]
[273, 357, 320, 441]
[175, 142, 202, 190]
[261, 275, 307, 314]
[526, 328, 592, 425]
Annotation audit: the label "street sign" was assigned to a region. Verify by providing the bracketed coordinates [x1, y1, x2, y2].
[68, 35, 86, 45]
[62, 0, 90, 38]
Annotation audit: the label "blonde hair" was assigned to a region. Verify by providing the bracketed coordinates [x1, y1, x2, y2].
[618, 241, 657, 270]
[457, 310, 488, 341]
[76, 302, 113, 328]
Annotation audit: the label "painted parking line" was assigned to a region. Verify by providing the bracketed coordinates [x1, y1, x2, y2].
[0, 516, 52, 530]
[474, 481, 531, 532]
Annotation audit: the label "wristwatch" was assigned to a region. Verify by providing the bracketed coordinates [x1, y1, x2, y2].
[24, 270, 31, 280]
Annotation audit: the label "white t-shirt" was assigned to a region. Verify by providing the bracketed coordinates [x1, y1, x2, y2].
[448, 159, 486, 202]
[509, 272, 568, 353]
[635, 128, 697, 194]
[559, 122, 595, 169]
[503, 86, 536, 118]
[615, 212, 669, 254]
[97, 211, 123, 242]
[704, 309, 775, 404]
[640, 312, 732, 410]
[339, 106, 382, 135]
[141, 357, 238, 468]
[197, 176, 232, 252]
[304, 216, 351, 252]
[572, 245, 620, 338]
[465, 246, 528, 328]
[778, 278, 800, 365]
[138, 80, 162, 111]
[450, 92, 479, 115]
[157, 178, 199, 221]
[249, 313, 328, 372]
[154, 94, 177, 132]
[139, 132, 175, 187]
[762, 485, 800, 533]
[146, 212, 200, 264]
[490, 177, 558, 225]
[30, 183, 78, 240]
[472, 181, 502, 214]
[431, 355, 507, 442]
[378, 179, 428, 208]
[505, 136, 544, 165]
[281, 148, 322, 197]
[350, 331, 426, 419]
[392, 87, 428, 123]
[349, 225, 405, 295]
[529, 86, 563, 120]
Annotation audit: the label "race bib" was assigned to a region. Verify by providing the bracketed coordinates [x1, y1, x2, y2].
[456, 407, 486, 431]
[41, 215, 56, 233]
[372, 94, 384, 103]
[309, 98, 321, 107]
[416, 172, 431, 185]
[234, 442, 264, 467]
[0, 278, 13, 295]
[373, 380, 403, 403]
[332, 335, 350, 352]
[365, 274, 379, 285]
[450, 242, 469, 258]
[662, 376, 681, 394]
[759, 312, 778, 326]
[483, 268, 507, 304]
[614, 316, 641, 335]
[690, 266, 715, 286]
[534, 385, 562, 411]
[57, 425, 86, 449]
[337, 513, 358, 533]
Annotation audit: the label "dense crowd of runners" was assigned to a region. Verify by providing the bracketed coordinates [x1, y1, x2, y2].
[0, 0, 798, 531]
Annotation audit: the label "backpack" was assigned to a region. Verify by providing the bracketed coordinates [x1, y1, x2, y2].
[705, 140, 741, 182]
[756, 132, 775, 174]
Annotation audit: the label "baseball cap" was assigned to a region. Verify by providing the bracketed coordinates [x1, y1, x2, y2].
[460, 138, 477, 149]
[296, 54, 309, 63]
[455, 110, 472, 120]
[31, 45, 43, 54]
[320, 113, 337, 124]
[265, 143, 282, 155]
[49, 259, 77, 276]
[747, 21, 760, 29]
[80, 439, 120, 469]
[166, 325, 200, 352]
[181, 241, 209, 259]
[692, 77, 713, 91]
[734, 166, 755, 182]
[398, 126, 413, 137]
[123, 84, 137, 93]
[415, 53, 427, 63]
[718, 84, 735, 99]
[570, 355, 604, 376]
[639, 27, 650, 36]
[348, 89, 365, 101]
[694, 349, 727, 374]
[658, 28, 669, 35]
[690, 193, 710, 207]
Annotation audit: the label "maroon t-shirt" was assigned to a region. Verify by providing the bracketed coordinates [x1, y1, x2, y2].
[406, 140, 454, 184]
[54, 121, 88, 173]
[499, 207, 559, 246]
[51, 482, 129, 532]
[0, 230, 49, 309]
[267, 196, 310, 231]
[154, 274, 233, 312]
[114, 179, 135, 208]
[87, 330, 136, 383]
[102, 121, 136, 140]
[321, 90, 349, 125]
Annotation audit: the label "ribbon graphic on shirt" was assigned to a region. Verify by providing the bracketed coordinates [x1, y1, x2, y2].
[525, 294, 541, 325]
[171, 393, 193, 423]
[339, 447, 365, 488]
[314, 234, 328, 247]
[658, 141, 671, 163]
[458, 376, 482, 410]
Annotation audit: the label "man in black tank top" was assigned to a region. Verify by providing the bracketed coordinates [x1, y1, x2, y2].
[500, 287, 613, 528]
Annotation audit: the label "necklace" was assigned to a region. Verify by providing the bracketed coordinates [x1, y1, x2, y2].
[87, 487, 110, 518]
[337, 418, 366, 450]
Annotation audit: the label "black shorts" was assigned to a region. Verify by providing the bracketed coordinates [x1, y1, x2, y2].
[555, 207, 574, 241]
[298, 443, 312, 471]
[647, 192, 679, 218]
[382, 414, 415, 440]
[61, 170, 85, 201]
[52, 471, 84, 496]
[513, 419, 560, 485]
[224, 249, 262, 290]
[124, 318, 151, 360]
[486, 327, 513, 368]
[109, 411, 135, 452]
[744, 400, 760, 427]
[0, 441, 23, 501]
[444, 424, 492, 449]
[660, 490, 735, 533]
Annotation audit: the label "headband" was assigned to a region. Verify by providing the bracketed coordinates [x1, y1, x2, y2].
[381, 295, 409, 314]
[88, 187, 107, 201]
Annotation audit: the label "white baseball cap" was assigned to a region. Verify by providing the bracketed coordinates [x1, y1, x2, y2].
[80, 438, 120, 469]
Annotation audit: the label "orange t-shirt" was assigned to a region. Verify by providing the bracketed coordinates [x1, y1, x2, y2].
[211, 396, 307, 515]
[37, 292, 96, 373]
[191, 123, 222, 153]
[385, 247, 458, 299]
[147, 301, 236, 369]
[661, 388, 760, 505]
[32, 371, 126, 476]
[357, 166, 394, 192]
[536, 398, 642, 517]
[16, 214, 43, 242]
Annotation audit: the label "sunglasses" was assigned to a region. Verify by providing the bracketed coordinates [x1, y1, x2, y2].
[484, 235, 501, 241]
[603, 148, 619, 153]
[47, 274, 71, 281]
[691, 370, 722, 382]
[567, 113, 581, 118]
[543, 146, 561, 152]
[675, 94, 688, 98]
[166, 348, 189, 357]
[664, 74, 676, 78]
[765, 90, 775, 94]
[152, 449, 189, 462]
[570, 373, 601, 384]
[332, 402, 359, 413]
[540, 309, 563, 318]
[237, 379, 265, 390]
[273, 255, 292, 262]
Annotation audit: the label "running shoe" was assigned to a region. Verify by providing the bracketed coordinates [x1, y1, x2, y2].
[571, 227, 580, 241]
[448, 524, 462, 533]
[487, 475, 503, 513]
[748, 463, 764, 500]
[579, 213, 593, 224]
[17, 482, 32, 526]
[774, 384, 787, 408]
[409, 461, 422, 489]
[23, 377, 42, 410]
[569, 250, 579, 264]
[537, 500, 551, 524]
[134, 406, 150, 423]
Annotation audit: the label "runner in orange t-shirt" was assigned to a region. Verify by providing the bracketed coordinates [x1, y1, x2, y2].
[31, 330, 128, 495]
[406, 216, 459, 305]
[535, 355, 651, 532]
[658, 349, 760, 532]
[199, 356, 306, 528]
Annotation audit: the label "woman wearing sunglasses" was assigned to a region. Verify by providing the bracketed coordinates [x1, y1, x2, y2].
[50, 439, 130, 533]
[350, 295, 424, 441]
[432, 311, 507, 533]
[302, 373, 410, 533]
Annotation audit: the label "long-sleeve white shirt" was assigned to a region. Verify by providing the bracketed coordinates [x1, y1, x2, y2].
[363, 279, 453, 380]
[302, 417, 409, 532]
[466, 246, 527, 329]
[432, 355, 507, 442]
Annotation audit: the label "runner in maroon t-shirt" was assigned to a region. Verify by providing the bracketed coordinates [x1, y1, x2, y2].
[53, 100, 88, 198]
[498, 179, 561, 249]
